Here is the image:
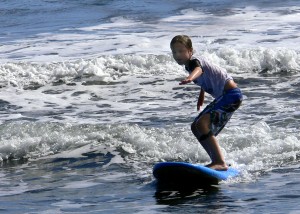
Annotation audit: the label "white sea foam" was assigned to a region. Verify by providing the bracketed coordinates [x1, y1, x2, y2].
[52, 200, 93, 209]
[0, 121, 298, 181]
[1, 49, 299, 89]
[61, 180, 100, 189]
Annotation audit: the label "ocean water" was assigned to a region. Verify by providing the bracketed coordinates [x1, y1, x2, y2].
[0, 0, 300, 213]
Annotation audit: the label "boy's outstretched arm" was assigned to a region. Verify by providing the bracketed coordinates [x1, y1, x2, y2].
[197, 88, 205, 111]
[179, 67, 203, 85]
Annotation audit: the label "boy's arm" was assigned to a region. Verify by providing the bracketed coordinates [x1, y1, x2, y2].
[179, 66, 203, 85]
[197, 88, 205, 111]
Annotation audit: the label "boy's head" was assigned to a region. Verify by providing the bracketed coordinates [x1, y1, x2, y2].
[170, 35, 193, 65]
[170, 35, 193, 51]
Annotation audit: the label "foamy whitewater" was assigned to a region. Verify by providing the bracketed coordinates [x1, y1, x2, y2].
[0, 0, 300, 213]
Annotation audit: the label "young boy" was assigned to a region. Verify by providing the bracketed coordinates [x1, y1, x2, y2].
[170, 35, 242, 170]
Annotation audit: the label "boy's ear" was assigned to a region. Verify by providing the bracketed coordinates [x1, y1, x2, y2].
[189, 48, 194, 55]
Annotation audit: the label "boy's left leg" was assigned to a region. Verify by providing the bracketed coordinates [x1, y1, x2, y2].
[200, 135, 228, 170]
[192, 113, 228, 170]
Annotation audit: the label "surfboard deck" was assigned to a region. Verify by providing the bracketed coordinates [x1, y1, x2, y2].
[153, 162, 239, 185]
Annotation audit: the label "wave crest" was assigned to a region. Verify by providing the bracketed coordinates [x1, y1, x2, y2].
[1, 48, 299, 88]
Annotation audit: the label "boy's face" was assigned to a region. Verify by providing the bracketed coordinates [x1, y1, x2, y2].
[171, 42, 193, 66]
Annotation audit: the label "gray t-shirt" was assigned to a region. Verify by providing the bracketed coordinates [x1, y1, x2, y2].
[185, 56, 233, 98]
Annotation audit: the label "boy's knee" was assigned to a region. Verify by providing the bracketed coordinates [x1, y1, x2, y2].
[192, 119, 209, 135]
[191, 120, 213, 141]
[196, 117, 210, 133]
[199, 130, 213, 141]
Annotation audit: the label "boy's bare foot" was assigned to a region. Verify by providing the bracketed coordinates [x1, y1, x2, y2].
[206, 163, 228, 171]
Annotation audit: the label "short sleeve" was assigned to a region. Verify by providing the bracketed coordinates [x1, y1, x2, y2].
[185, 59, 201, 72]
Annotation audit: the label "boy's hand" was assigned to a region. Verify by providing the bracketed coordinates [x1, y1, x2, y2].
[197, 100, 202, 111]
[179, 78, 192, 85]
[197, 88, 205, 111]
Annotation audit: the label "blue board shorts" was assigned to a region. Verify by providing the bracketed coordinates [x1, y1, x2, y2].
[194, 88, 243, 136]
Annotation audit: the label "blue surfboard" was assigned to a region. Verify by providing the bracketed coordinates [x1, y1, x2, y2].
[153, 162, 239, 185]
